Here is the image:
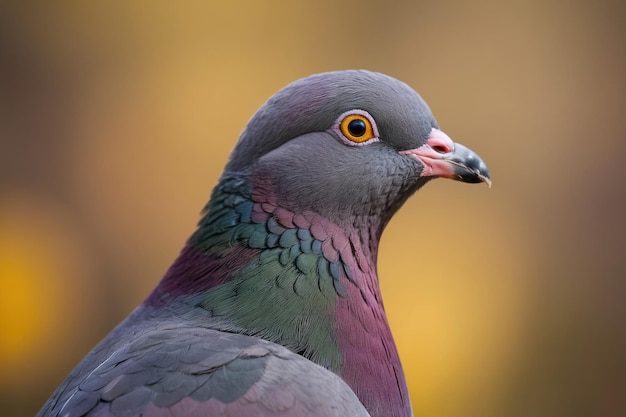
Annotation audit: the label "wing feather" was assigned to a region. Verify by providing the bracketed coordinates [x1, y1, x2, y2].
[39, 324, 369, 417]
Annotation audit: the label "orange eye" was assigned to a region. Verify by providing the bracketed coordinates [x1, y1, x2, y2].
[338, 112, 377, 144]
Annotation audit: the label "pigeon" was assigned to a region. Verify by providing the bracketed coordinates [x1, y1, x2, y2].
[38, 70, 490, 417]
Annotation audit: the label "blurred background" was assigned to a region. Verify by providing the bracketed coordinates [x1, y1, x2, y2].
[1, 1, 625, 416]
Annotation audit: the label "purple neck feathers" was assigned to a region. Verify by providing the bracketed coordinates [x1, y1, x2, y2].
[145, 173, 411, 417]
[332, 228, 411, 417]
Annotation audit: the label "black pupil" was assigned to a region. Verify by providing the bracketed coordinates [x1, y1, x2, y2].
[347, 119, 367, 137]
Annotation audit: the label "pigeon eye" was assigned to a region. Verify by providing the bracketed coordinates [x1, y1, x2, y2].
[335, 110, 379, 146]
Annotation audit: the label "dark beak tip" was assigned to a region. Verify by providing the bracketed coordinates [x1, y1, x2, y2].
[477, 166, 492, 188]
[450, 144, 491, 187]
[453, 160, 491, 188]
[457, 173, 490, 186]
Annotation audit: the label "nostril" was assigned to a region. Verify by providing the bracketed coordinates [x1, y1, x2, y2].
[427, 128, 455, 154]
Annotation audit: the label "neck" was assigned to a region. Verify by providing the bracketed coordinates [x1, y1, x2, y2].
[147, 173, 411, 417]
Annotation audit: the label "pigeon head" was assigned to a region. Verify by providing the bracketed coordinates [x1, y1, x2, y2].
[225, 70, 490, 227]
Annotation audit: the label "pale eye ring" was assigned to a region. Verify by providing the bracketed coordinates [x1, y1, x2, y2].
[331, 109, 380, 146]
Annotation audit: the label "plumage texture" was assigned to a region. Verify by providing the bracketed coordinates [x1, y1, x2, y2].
[38, 70, 490, 417]
[41, 315, 370, 417]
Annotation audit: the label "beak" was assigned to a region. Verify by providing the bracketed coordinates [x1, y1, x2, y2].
[400, 128, 492, 187]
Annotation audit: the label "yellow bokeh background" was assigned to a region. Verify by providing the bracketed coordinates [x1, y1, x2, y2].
[1, 1, 625, 416]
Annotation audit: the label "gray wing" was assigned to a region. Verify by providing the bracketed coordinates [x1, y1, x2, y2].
[37, 324, 370, 417]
